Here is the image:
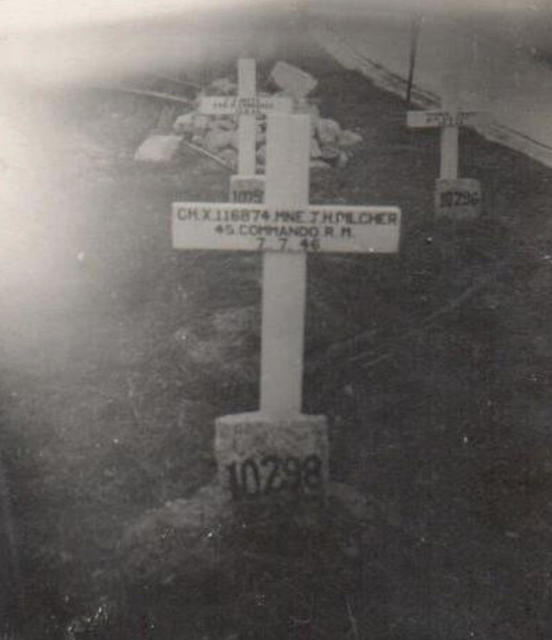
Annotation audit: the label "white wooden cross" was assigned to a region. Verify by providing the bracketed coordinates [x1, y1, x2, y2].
[173, 110, 401, 500]
[407, 100, 483, 180]
[407, 82, 487, 218]
[200, 58, 292, 203]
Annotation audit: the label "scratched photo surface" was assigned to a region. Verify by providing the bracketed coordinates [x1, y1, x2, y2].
[2, 1, 552, 638]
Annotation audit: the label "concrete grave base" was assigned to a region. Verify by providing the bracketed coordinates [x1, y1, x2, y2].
[215, 412, 329, 501]
[230, 174, 265, 203]
[435, 178, 482, 220]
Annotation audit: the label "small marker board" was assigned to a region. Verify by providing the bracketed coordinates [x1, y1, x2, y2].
[200, 95, 293, 117]
[172, 203, 401, 253]
[435, 178, 482, 220]
[407, 110, 486, 129]
[230, 175, 265, 203]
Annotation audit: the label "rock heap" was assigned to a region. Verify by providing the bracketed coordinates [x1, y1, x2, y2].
[135, 62, 363, 170]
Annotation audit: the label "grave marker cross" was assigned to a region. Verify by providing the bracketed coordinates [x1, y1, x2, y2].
[199, 58, 292, 202]
[407, 83, 487, 218]
[172, 110, 401, 500]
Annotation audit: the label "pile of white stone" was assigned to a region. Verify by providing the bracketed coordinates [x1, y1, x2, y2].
[135, 61, 363, 170]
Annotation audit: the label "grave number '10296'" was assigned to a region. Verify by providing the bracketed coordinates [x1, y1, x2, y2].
[435, 178, 482, 219]
[227, 454, 323, 499]
[439, 190, 480, 208]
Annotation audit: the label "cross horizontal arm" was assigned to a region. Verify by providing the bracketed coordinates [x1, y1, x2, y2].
[407, 109, 486, 129]
[199, 95, 293, 116]
[172, 203, 401, 253]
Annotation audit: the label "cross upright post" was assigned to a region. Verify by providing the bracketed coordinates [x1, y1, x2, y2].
[260, 114, 311, 416]
[440, 88, 459, 180]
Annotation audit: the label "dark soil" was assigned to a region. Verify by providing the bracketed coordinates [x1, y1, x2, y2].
[2, 21, 552, 640]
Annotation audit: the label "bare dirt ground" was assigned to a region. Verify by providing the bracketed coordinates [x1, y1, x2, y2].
[2, 28, 552, 640]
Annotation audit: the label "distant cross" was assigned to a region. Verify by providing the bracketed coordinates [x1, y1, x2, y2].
[199, 58, 292, 202]
[407, 96, 485, 179]
[407, 79, 487, 218]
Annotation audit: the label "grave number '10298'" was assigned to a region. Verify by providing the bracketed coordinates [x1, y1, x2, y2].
[227, 454, 323, 499]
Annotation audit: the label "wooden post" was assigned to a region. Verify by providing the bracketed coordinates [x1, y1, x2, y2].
[407, 85, 487, 219]
[260, 114, 311, 416]
[440, 77, 459, 180]
[237, 59, 257, 176]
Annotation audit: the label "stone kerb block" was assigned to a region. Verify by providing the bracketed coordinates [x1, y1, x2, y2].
[134, 135, 183, 163]
[270, 61, 318, 99]
[338, 129, 363, 147]
[218, 149, 238, 170]
[173, 112, 196, 135]
[215, 412, 329, 501]
[203, 129, 235, 152]
[316, 118, 341, 146]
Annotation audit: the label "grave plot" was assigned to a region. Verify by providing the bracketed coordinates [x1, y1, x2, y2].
[2, 30, 552, 640]
[135, 59, 364, 174]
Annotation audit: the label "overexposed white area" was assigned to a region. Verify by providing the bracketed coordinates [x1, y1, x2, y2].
[0, 6, 306, 88]
[1, 0, 281, 32]
[1, 0, 544, 34]
[2, 0, 551, 86]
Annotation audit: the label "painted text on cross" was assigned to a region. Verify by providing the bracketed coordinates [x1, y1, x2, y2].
[200, 95, 293, 117]
[172, 203, 401, 253]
